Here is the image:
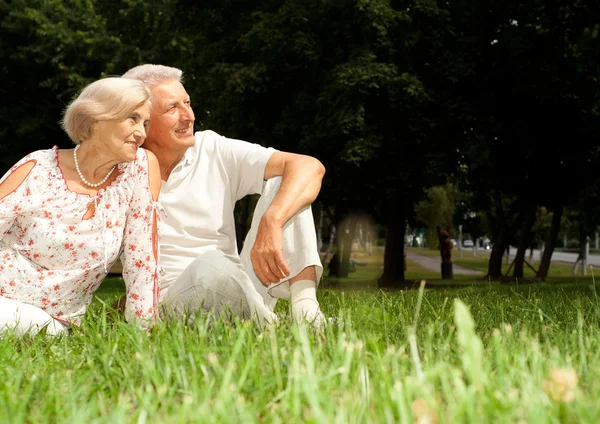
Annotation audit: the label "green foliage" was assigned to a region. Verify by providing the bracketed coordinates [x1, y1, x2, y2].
[415, 183, 456, 249]
[182, 0, 448, 227]
[449, 1, 600, 241]
[2, 0, 600, 281]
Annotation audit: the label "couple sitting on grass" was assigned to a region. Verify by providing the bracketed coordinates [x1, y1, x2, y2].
[0, 64, 327, 336]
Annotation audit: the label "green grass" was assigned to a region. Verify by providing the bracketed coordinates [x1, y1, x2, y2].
[322, 251, 440, 290]
[3, 261, 600, 422]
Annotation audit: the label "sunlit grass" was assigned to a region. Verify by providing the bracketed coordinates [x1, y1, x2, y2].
[322, 251, 441, 289]
[3, 256, 600, 422]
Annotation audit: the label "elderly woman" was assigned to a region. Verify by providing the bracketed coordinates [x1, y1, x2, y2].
[0, 77, 161, 336]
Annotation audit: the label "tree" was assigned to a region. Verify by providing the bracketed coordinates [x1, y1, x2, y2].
[442, 1, 600, 279]
[415, 183, 456, 250]
[181, 0, 461, 283]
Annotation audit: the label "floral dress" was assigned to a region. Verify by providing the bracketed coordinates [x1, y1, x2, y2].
[0, 146, 160, 328]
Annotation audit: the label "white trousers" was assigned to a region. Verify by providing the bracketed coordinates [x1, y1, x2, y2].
[161, 177, 323, 325]
[0, 296, 67, 336]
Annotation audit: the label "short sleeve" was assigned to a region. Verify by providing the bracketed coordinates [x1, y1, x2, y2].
[0, 154, 43, 239]
[202, 131, 276, 201]
[119, 150, 160, 329]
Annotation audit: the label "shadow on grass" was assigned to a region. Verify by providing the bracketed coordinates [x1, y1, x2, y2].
[95, 276, 125, 300]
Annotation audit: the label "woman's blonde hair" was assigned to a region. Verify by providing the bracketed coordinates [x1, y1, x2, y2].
[61, 77, 150, 144]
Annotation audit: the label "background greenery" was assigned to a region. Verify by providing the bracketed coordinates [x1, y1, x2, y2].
[2, 2, 600, 421]
[2, 0, 600, 284]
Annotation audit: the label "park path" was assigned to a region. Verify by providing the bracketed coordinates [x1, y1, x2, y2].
[110, 249, 485, 276]
[406, 251, 483, 276]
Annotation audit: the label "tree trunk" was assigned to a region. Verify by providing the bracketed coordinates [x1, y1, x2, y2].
[338, 215, 354, 278]
[513, 203, 537, 278]
[329, 214, 346, 277]
[572, 228, 589, 276]
[537, 204, 563, 279]
[488, 232, 509, 277]
[325, 224, 336, 257]
[379, 213, 406, 287]
[486, 191, 510, 278]
[487, 206, 526, 279]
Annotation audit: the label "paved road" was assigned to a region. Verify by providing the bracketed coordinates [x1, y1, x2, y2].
[408, 246, 600, 276]
[503, 247, 600, 266]
[455, 246, 600, 268]
[406, 251, 482, 275]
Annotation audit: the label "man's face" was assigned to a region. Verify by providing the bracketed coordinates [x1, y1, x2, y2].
[146, 80, 195, 152]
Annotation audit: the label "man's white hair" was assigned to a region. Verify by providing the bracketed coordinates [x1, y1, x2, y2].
[122, 64, 183, 89]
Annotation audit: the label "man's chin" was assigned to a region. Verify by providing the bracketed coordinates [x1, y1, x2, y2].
[172, 133, 195, 146]
[183, 134, 196, 145]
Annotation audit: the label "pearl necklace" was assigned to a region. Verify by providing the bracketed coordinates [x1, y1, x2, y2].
[73, 144, 116, 188]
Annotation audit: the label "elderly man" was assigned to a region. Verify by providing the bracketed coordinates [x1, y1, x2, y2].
[121, 64, 326, 326]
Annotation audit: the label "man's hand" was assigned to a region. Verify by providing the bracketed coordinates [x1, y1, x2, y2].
[251, 151, 324, 285]
[250, 217, 290, 285]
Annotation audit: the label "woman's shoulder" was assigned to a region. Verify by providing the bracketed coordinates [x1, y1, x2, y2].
[0, 147, 59, 193]
[127, 147, 154, 173]
[131, 148, 158, 172]
[142, 149, 161, 199]
[9, 146, 58, 172]
[141, 148, 159, 169]
[122, 148, 160, 186]
[137, 148, 161, 193]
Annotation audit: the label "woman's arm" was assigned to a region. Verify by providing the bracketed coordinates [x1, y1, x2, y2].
[119, 149, 162, 329]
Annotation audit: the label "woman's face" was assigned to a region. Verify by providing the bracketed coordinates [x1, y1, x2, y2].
[96, 101, 151, 162]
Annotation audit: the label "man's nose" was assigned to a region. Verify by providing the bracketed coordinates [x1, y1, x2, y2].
[180, 104, 195, 122]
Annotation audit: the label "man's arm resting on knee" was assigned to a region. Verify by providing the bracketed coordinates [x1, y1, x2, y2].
[250, 151, 325, 285]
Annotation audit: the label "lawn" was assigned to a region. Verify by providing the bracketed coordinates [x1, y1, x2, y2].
[2, 253, 600, 423]
[321, 250, 442, 290]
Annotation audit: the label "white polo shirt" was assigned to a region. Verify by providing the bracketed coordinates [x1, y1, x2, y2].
[158, 130, 275, 295]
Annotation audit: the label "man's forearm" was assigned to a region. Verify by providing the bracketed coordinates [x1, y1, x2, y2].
[251, 154, 325, 284]
[262, 157, 325, 228]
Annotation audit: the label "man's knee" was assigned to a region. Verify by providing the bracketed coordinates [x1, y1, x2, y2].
[163, 278, 249, 320]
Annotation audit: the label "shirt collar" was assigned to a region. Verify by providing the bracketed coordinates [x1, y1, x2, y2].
[182, 144, 195, 167]
[166, 144, 195, 183]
